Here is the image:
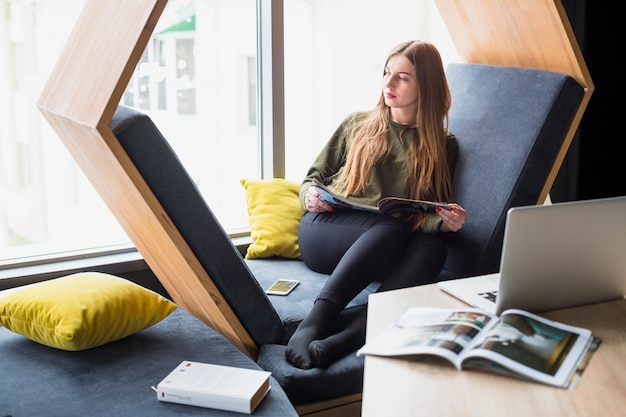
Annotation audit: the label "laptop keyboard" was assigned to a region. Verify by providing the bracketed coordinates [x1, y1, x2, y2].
[479, 290, 498, 303]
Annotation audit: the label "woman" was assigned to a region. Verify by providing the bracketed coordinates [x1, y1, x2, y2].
[287, 40, 468, 369]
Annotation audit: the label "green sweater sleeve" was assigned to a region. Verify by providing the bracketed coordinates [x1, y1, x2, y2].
[299, 113, 356, 206]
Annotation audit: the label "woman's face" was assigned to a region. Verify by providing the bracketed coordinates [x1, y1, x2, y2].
[382, 54, 418, 119]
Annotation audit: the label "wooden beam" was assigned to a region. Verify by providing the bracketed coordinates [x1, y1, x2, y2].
[435, 0, 594, 204]
[37, 0, 258, 359]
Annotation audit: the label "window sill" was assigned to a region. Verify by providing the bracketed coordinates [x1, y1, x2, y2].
[0, 235, 253, 291]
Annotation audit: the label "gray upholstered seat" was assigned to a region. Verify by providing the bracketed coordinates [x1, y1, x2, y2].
[0, 307, 299, 416]
[107, 63, 584, 405]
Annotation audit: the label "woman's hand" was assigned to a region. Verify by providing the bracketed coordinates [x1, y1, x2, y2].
[305, 187, 335, 212]
[437, 203, 467, 232]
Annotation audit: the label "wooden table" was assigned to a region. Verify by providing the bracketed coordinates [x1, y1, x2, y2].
[361, 284, 626, 417]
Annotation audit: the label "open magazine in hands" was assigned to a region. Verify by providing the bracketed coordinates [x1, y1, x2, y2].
[357, 307, 601, 389]
[311, 179, 450, 215]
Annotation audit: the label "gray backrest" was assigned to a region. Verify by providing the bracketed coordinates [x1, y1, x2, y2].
[110, 106, 285, 347]
[440, 63, 584, 279]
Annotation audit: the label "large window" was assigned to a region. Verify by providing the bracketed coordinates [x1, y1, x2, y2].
[121, 0, 259, 232]
[0, 0, 457, 268]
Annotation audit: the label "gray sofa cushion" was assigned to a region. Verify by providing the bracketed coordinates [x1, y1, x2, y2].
[0, 307, 298, 417]
[440, 63, 584, 279]
[111, 107, 286, 347]
[258, 343, 364, 404]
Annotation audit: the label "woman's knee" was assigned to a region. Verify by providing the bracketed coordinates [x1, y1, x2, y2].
[298, 212, 409, 272]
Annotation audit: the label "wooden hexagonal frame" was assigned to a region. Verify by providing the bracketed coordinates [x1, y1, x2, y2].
[37, 0, 592, 366]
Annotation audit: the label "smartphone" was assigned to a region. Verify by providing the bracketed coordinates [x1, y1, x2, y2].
[265, 279, 299, 296]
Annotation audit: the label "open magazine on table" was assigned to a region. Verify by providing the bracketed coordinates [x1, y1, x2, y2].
[357, 307, 601, 389]
[311, 179, 450, 215]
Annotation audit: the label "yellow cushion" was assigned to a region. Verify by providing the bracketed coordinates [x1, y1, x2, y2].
[241, 178, 305, 259]
[0, 272, 177, 351]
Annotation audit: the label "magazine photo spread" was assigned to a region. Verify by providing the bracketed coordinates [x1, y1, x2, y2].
[311, 179, 450, 215]
[357, 307, 600, 389]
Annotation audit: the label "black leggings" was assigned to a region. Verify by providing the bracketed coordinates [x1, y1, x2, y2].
[298, 210, 447, 309]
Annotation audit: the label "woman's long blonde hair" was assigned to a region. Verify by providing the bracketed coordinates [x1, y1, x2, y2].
[337, 40, 453, 229]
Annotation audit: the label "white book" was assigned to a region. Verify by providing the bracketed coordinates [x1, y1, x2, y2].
[156, 361, 272, 414]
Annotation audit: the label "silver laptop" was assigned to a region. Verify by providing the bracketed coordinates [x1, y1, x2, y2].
[438, 196, 626, 315]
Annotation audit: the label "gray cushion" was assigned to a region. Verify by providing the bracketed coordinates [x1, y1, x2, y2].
[0, 307, 298, 417]
[111, 107, 286, 347]
[440, 63, 584, 279]
[258, 343, 364, 404]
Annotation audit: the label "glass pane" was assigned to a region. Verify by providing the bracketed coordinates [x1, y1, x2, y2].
[0, 0, 128, 261]
[134, 0, 259, 231]
[283, 0, 460, 182]
[0, 0, 258, 262]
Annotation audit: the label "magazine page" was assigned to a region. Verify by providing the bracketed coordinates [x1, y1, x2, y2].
[311, 179, 450, 215]
[311, 179, 379, 212]
[357, 307, 497, 368]
[459, 309, 595, 388]
[377, 197, 450, 215]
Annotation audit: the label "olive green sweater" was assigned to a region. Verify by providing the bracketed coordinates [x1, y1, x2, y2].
[300, 112, 458, 233]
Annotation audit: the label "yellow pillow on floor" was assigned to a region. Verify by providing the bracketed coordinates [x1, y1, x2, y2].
[241, 178, 305, 259]
[0, 272, 177, 351]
